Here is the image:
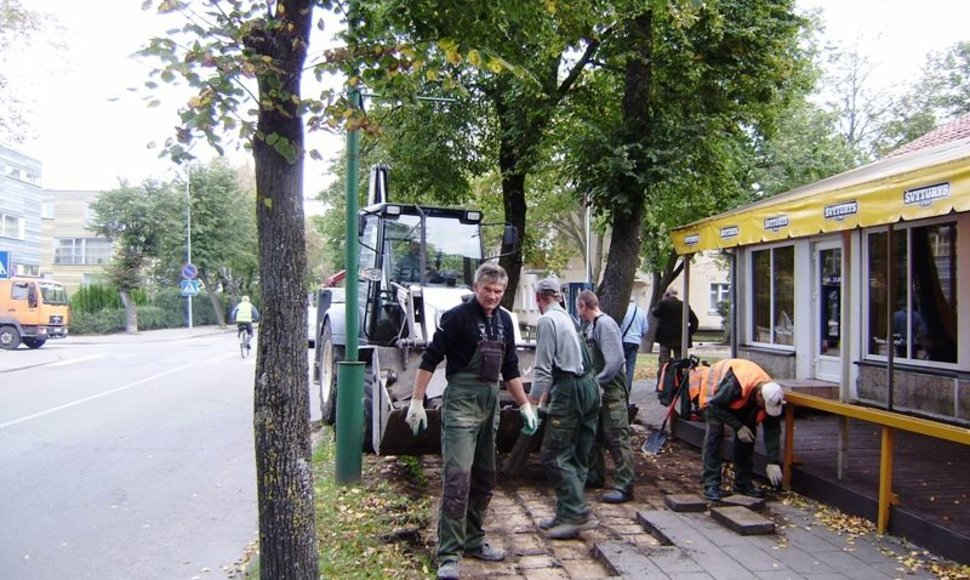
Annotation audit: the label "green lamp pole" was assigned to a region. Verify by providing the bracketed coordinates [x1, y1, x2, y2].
[335, 0, 364, 484]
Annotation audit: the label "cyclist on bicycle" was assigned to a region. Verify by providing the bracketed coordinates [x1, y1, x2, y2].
[231, 295, 260, 340]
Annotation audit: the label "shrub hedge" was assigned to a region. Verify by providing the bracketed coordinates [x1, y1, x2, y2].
[68, 286, 235, 335]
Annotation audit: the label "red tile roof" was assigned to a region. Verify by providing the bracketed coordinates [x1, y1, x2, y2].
[886, 112, 970, 157]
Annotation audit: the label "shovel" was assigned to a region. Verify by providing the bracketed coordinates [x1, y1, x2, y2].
[642, 374, 690, 455]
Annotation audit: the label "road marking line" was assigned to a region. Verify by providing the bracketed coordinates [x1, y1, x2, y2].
[0, 362, 197, 429]
[48, 354, 105, 367]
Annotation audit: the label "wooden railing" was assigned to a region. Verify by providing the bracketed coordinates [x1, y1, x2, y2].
[782, 391, 970, 533]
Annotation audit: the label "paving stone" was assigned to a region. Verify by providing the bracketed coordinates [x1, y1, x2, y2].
[508, 532, 547, 556]
[560, 558, 612, 578]
[594, 541, 668, 578]
[550, 541, 591, 561]
[720, 494, 766, 511]
[646, 545, 707, 573]
[636, 509, 679, 545]
[665, 494, 710, 513]
[767, 546, 836, 575]
[711, 506, 776, 535]
[522, 568, 570, 580]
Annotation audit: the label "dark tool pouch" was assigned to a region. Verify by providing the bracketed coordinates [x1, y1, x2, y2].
[478, 339, 504, 383]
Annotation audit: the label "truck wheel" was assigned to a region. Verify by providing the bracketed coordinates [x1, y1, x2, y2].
[0, 326, 21, 350]
[23, 337, 47, 349]
[317, 325, 343, 425]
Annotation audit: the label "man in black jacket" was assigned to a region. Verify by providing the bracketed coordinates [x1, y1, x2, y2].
[652, 287, 699, 366]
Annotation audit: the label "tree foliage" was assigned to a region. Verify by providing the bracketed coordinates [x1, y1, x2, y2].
[89, 179, 182, 332]
[873, 41, 970, 156]
[0, 0, 45, 143]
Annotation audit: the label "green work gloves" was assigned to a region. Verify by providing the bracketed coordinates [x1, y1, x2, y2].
[766, 464, 783, 487]
[736, 425, 754, 443]
[519, 402, 539, 435]
[405, 398, 427, 436]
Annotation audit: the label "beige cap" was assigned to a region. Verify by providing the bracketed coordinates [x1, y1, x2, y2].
[536, 276, 561, 296]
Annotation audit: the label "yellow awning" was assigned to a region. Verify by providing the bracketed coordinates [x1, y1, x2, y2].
[671, 138, 970, 254]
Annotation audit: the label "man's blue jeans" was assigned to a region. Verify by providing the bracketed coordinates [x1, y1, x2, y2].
[623, 342, 639, 389]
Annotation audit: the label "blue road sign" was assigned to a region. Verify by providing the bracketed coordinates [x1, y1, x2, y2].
[181, 263, 198, 280]
[180, 279, 202, 296]
[0, 250, 10, 279]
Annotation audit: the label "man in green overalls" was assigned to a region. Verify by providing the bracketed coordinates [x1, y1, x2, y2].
[577, 290, 635, 504]
[405, 263, 537, 580]
[529, 277, 601, 540]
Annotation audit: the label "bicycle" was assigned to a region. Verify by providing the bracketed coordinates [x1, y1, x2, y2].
[237, 324, 253, 358]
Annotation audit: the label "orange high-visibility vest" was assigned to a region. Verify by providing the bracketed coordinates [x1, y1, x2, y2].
[693, 358, 771, 416]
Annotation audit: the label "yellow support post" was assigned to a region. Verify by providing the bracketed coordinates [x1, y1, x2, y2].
[877, 426, 894, 533]
[783, 405, 795, 489]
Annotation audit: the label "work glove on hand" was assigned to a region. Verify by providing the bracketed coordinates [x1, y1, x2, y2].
[519, 403, 539, 435]
[766, 464, 783, 487]
[405, 398, 427, 436]
[736, 425, 755, 444]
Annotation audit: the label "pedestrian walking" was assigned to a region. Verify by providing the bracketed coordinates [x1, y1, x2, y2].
[652, 287, 699, 366]
[577, 290, 635, 504]
[528, 276, 601, 540]
[404, 263, 537, 580]
[692, 358, 785, 501]
[619, 299, 650, 390]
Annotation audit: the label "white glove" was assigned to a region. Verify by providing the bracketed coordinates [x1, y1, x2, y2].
[766, 464, 783, 487]
[520, 403, 539, 435]
[736, 425, 754, 443]
[405, 398, 427, 436]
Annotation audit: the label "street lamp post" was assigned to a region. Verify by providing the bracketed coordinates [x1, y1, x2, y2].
[186, 167, 193, 330]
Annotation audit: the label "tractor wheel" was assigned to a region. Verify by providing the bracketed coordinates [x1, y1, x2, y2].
[363, 359, 375, 453]
[317, 324, 343, 425]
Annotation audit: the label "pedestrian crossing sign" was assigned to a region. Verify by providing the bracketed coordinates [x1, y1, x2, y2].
[0, 250, 10, 279]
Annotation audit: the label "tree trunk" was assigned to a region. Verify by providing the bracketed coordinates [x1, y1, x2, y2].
[498, 167, 526, 310]
[119, 289, 138, 334]
[598, 11, 653, 322]
[247, 2, 317, 578]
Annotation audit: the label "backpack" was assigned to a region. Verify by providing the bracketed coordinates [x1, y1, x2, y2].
[656, 355, 703, 419]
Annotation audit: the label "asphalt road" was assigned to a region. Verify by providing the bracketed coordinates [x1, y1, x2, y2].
[0, 330, 298, 579]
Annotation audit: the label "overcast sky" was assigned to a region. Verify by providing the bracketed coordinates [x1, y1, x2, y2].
[10, 0, 970, 195]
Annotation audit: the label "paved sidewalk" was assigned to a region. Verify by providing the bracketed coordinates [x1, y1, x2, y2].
[0, 326, 230, 373]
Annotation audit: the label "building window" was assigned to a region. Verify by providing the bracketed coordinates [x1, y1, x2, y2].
[54, 238, 114, 265]
[866, 222, 957, 363]
[1, 213, 25, 240]
[750, 245, 795, 346]
[41, 202, 55, 220]
[709, 283, 730, 314]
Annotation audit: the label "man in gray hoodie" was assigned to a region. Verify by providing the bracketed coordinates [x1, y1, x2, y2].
[577, 290, 634, 503]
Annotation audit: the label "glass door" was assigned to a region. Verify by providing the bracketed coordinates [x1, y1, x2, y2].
[815, 242, 842, 382]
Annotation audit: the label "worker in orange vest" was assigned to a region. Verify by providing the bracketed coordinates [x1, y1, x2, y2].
[692, 358, 785, 501]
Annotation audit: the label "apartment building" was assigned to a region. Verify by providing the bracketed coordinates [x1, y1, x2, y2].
[40, 189, 113, 291]
[0, 146, 43, 277]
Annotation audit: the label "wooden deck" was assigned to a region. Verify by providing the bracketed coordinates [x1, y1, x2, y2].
[672, 412, 970, 564]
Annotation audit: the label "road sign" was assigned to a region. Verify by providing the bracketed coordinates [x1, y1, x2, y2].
[181, 263, 198, 280]
[0, 250, 10, 279]
[180, 279, 201, 296]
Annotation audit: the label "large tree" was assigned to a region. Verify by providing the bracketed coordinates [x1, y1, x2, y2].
[154, 159, 259, 326]
[141, 1, 317, 576]
[343, 0, 608, 307]
[560, 1, 813, 319]
[90, 180, 182, 332]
